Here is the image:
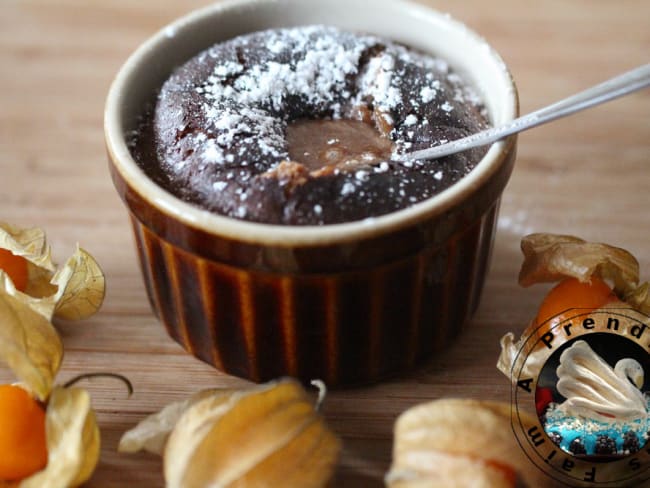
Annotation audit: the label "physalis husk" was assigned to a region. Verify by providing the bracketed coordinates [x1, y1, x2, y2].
[498, 233, 650, 380]
[119, 379, 341, 488]
[0, 222, 105, 487]
[385, 398, 551, 488]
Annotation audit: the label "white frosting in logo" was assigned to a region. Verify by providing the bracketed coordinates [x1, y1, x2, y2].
[556, 340, 648, 421]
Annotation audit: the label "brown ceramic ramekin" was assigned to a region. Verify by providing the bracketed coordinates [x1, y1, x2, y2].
[105, 0, 518, 386]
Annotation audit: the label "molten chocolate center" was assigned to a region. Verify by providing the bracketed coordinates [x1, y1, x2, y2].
[286, 119, 393, 173]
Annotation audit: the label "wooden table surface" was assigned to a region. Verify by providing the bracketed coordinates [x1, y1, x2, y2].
[1, 1, 649, 486]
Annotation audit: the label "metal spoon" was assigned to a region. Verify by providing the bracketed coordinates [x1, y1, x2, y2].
[401, 63, 650, 161]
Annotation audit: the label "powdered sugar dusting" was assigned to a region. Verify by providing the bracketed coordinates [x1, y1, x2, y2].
[169, 25, 487, 177]
[354, 52, 402, 111]
[404, 114, 418, 126]
[420, 84, 439, 103]
[203, 26, 367, 115]
[147, 25, 489, 225]
[341, 181, 356, 196]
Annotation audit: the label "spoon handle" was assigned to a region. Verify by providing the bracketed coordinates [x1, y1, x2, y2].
[404, 63, 650, 161]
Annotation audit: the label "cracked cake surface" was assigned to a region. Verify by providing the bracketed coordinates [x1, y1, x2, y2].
[130, 25, 490, 225]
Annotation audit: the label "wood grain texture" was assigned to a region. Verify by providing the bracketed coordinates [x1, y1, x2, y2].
[1, 0, 649, 486]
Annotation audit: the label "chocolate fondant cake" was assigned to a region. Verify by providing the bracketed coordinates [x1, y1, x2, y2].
[130, 25, 490, 225]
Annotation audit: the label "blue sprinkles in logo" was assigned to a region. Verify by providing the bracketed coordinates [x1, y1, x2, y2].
[543, 399, 650, 456]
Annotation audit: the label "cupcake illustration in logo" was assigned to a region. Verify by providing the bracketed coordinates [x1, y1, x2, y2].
[538, 335, 650, 459]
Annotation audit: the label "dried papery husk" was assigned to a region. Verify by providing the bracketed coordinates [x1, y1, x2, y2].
[497, 327, 533, 381]
[519, 233, 640, 297]
[163, 379, 341, 488]
[0, 223, 106, 486]
[0, 222, 56, 273]
[50, 246, 105, 320]
[118, 388, 224, 455]
[386, 399, 551, 488]
[16, 247, 105, 322]
[0, 223, 105, 321]
[498, 322, 559, 382]
[0, 222, 56, 299]
[0, 275, 63, 401]
[499, 233, 650, 379]
[20, 386, 100, 488]
[626, 281, 650, 315]
[0, 245, 104, 401]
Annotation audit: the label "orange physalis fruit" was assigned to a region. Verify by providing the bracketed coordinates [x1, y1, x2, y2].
[0, 248, 29, 292]
[485, 459, 518, 487]
[535, 277, 618, 327]
[0, 384, 48, 481]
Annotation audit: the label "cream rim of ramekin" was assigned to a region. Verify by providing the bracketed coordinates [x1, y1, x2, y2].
[105, 0, 518, 247]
